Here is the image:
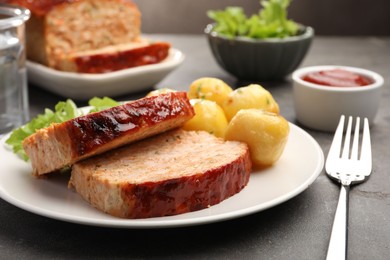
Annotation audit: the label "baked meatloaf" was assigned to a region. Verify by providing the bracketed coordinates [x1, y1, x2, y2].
[23, 92, 194, 176]
[57, 40, 171, 73]
[70, 129, 252, 218]
[7, 0, 170, 73]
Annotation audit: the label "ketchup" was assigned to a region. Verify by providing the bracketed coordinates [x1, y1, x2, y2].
[5, 0, 78, 16]
[302, 69, 372, 87]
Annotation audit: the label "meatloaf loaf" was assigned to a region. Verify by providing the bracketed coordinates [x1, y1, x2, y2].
[22, 92, 194, 176]
[70, 129, 252, 218]
[8, 0, 170, 73]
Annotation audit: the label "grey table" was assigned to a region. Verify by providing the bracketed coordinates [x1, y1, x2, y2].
[1, 35, 390, 259]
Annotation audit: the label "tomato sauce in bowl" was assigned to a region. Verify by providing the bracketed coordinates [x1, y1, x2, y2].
[302, 69, 372, 87]
[292, 65, 384, 131]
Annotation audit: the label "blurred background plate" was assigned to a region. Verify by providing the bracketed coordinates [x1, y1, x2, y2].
[26, 48, 184, 100]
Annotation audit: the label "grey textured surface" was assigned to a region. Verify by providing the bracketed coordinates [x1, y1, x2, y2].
[1, 35, 390, 259]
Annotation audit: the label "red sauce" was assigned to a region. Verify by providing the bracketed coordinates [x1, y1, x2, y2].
[65, 92, 194, 156]
[6, 0, 136, 16]
[73, 42, 170, 73]
[302, 69, 372, 87]
[120, 151, 252, 218]
[5, 0, 79, 16]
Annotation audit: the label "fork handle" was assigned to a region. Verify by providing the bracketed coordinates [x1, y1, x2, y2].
[326, 184, 350, 260]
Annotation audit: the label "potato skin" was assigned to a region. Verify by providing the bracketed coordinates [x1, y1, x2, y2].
[225, 109, 289, 167]
[221, 84, 279, 121]
[188, 77, 233, 107]
[146, 88, 177, 97]
[182, 99, 228, 138]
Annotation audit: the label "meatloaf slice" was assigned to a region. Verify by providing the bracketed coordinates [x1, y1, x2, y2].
[57, 40, 170, 73]
[23, 92, 194, 176]
[69, 129, 252, 218]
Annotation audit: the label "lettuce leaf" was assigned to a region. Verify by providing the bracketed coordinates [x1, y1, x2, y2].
[88, 96, 119, 113]
[5, 97, 118, 160]
[207, 0, 299, 39]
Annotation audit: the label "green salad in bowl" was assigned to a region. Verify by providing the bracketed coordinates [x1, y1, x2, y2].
[208, 0, 299, 39]
[205, 0, 314, 81]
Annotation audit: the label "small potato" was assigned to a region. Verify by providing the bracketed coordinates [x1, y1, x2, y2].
[182, 99, 228, 138]
[225, 109, 289, 167]
[188, 77, 233, 107]
[221, 84, 279, 121]
[146, 88, 176, 97]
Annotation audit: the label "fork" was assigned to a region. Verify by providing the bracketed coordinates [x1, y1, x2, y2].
[325, 115, 372, 260]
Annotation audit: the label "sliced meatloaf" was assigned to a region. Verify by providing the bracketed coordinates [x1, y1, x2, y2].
[7, 0, 170, 73]
[58, 40, 171, 73]
[69, 129, 252, 218]
[22, 92, 194, 176]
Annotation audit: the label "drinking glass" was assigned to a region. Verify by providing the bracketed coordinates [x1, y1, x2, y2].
[0, 4, 30, 134]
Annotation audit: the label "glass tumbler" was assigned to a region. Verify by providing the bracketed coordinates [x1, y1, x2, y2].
[0, 4, 30, 134]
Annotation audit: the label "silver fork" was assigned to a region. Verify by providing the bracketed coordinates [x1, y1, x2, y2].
[325, 115, 372, 260]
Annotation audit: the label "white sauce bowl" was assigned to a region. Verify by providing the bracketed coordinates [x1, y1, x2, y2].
[292, 65, 384, 132]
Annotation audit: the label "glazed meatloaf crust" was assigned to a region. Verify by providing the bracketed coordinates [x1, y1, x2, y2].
[58, 40, 171, 73]
[23, 92, 194, 176]
[69, 129, 252, 218]
[8, 0, 170, 73]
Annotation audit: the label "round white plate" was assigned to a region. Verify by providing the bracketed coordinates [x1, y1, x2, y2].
[26, 48, 184, 100]
[0, 123, 324, 228]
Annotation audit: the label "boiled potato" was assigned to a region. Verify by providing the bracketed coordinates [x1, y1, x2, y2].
[221, 84, 279, 121]
[146, 88, 176, 97]
[188, 77, 233, 107]
[225, 109, 289, 167]
[182, 99, 228, 138]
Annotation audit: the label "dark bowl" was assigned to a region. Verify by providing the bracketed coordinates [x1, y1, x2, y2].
[205, 24, 314, 81]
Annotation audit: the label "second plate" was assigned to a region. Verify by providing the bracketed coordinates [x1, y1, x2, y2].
[27, 48, 185, 100]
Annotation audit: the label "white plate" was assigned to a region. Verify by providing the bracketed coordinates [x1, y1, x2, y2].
[26, 48, 185, 100]
[0, 123, 324, 228]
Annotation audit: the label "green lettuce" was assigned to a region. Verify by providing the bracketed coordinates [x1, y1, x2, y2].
[207, 0, 299, 39]
[5, 97, 119, 160]
[88, 96, 119, 113]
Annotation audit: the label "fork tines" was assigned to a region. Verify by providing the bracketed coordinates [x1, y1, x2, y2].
[327, 115, 372, 178]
